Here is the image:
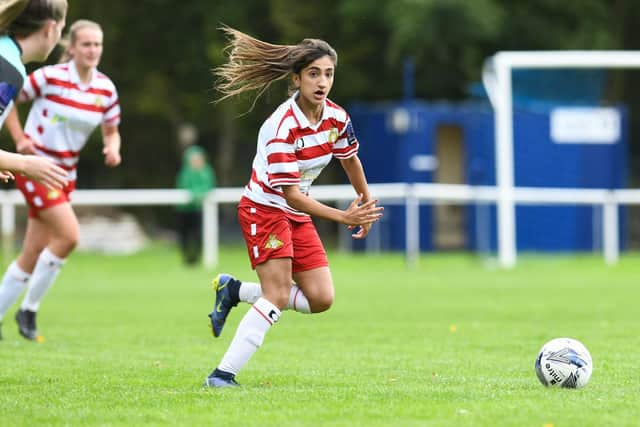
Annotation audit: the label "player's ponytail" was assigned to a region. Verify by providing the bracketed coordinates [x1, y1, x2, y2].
[0, 0, 28, 33]
[58, 19, 102, 63]
[213, 25, 338, 109]
[2, 0, 67, 37]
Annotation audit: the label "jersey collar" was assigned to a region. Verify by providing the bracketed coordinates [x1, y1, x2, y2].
[67, 59, 96, 90]
[289, 91, 330, 130]
[9, 36, 22, 55]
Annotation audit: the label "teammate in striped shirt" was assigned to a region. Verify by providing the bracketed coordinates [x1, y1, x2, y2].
[203, 27, 383, 388]
[0, 19, 122, 342]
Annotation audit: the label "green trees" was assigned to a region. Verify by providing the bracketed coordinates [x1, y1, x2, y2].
[56, 0, 637, 189]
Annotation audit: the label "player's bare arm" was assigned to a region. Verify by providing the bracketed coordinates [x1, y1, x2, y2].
[339, 155, 371, 201]
[101, 124, 121, 167]
[5, 108, 36, 154]
[282, 184, 382, 227]
[339, 154, 381, 238]
[0, 150, 67, 189]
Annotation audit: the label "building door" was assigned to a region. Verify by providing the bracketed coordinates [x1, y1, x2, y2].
[434, 125, 466, 250]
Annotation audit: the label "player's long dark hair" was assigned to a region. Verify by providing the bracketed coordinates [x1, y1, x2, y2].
[213, 25, 338, 109]
[1, 0, 67, 37]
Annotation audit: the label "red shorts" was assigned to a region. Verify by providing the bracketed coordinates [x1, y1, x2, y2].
[237, 197, 328, 273]
[15, 174, 76, 218]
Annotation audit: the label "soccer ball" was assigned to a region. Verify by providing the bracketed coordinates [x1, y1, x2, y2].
[535, 337, 593, 388]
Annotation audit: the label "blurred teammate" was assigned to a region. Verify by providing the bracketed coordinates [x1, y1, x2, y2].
[0, 0, 69, 191]
[203, 26, 383, 387]
[0, 19, 122, 342]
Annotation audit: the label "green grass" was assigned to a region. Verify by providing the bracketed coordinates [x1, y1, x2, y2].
[1, 245, 639, 426]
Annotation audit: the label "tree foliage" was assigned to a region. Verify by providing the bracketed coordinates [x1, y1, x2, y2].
[44, 0, 637, 192]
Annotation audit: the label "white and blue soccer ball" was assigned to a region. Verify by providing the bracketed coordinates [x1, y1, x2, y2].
[535, 337, 593, 388]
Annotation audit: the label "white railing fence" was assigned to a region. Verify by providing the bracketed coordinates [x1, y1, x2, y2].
[2, 183, 639, 268]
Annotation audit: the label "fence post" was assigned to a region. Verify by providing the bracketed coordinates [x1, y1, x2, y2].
[405, 184, 419, 268]
[203, 191, 218, 268]
[603, 192, 618, 265]
[337, 200, 352, 253]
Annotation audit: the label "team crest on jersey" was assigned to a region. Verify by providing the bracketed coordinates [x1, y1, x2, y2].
[328, 128, 339, 143]
[94, 97, 104, 108]
[47, 189, 60, 200]
[264, 233, 283, 250]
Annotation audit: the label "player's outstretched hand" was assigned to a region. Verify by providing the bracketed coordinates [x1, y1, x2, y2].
[22, 155, 68, 189]
[343, 194, 383, 239]
[0, 171, 15, 183]
[349, 222, 374, 240]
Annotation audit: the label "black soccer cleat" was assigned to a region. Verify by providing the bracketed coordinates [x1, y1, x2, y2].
[208, 274, 240, 337]
[15, 309, 44, 342]
[202, 368, 240, 388]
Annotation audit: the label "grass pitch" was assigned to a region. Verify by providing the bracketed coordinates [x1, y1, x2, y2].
[1, 245, 639, 426]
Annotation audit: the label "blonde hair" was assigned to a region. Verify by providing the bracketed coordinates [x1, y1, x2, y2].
[1, 0, 67, 37]
[58, 19, 102, 63]
[213, 25, 338, 108]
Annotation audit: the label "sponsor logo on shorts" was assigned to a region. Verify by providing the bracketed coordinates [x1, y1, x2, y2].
[264, 233, 283, 250]
[47, 190, 60, 200]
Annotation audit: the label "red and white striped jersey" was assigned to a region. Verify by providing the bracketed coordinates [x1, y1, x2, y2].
[243, 92, 359, 218]
[19, 60, 121, 181]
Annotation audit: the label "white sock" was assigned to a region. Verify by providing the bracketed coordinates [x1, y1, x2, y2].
[0, 261, 31, 321]
[287, 285, 311, 313]
[217, 297, 280, 375]
[238, 281, 262, 304]
[239, 281, 311, 314]
[20, 248, 64, 312]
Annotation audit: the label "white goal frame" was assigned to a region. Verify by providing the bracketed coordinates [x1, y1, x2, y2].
[483, 51, 640, 268]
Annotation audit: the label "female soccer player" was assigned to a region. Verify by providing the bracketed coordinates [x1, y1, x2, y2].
[0, 0, 68, 189]
[203, 27, 383, 387]
[0, 19, 122, 342]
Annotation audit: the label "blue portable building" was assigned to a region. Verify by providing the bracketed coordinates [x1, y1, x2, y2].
[348, 99, 627, 253]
